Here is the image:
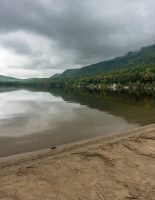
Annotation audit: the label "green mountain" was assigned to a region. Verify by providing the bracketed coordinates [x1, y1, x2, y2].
[0, 75, 20, 82]
[60, 44, 155, 78]
[1, 43, 155, 94]
[50, 74, 61, 78]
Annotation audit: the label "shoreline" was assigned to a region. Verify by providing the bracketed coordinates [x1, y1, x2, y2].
[0, 123, 154, 166]
[0, 123, 155, 199]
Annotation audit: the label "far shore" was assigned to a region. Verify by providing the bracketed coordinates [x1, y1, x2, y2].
[0, 124, 155, 200]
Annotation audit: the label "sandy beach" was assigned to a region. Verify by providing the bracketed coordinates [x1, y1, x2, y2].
[0, 124, 155, 200]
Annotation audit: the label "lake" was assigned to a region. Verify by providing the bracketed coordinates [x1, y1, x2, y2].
[0, 88, 155, 158]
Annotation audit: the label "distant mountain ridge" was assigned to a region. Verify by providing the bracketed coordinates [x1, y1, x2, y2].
[0, 43, 155, 83]
[60, 44, 155, 78]
[0, 75, 20, 82]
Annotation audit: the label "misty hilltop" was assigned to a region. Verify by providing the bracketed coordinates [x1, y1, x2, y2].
[60, 44, 155, 78]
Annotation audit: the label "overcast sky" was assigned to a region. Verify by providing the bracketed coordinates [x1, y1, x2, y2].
[0, 0, 155, 78]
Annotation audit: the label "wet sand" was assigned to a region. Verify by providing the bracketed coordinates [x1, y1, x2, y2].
[0, 124, 155, 200]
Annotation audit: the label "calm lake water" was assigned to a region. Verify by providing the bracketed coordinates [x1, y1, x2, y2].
[0, 88, 155, 158]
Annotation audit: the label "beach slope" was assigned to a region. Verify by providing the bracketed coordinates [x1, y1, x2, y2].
[0, 125, 155, 200]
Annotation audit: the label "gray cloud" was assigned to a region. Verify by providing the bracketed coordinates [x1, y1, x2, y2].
[0, 0, 155, 78]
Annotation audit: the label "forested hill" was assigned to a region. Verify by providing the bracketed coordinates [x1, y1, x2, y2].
[0, 75, 20, 82]
[60, 44, 155, 78]
[1, 43, 155, 96]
